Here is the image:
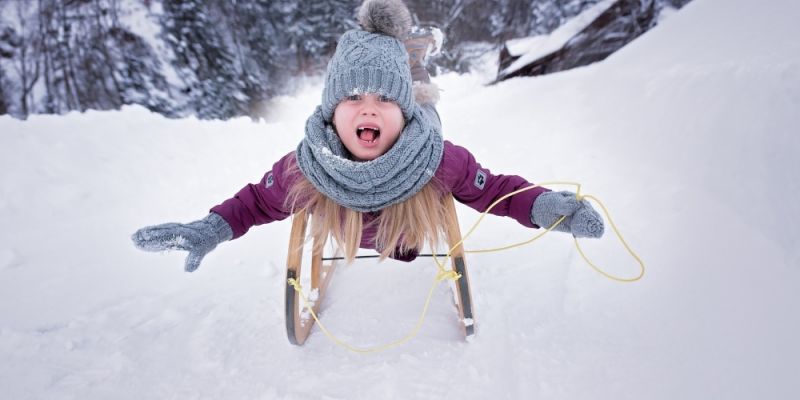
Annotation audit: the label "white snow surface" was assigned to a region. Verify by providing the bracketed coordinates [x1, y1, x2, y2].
[2, 0, 799, 398]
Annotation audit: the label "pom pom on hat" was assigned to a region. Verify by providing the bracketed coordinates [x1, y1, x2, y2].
[358, 0, 412, 39]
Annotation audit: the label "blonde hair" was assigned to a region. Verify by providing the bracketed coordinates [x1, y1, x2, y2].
[285, 157, 448, 263]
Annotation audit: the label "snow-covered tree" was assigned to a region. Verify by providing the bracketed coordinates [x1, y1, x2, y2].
[284, 0, 359, 72]
[0, 65, 9, 115]
[105, 25, 175, 116]
[0, 22, 17, 115]
[6, 0, 172, 117]
[160, 0, 248, 119]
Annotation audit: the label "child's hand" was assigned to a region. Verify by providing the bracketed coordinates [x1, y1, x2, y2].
[531, 191, 605, 238]
[131, 213, 233, 272]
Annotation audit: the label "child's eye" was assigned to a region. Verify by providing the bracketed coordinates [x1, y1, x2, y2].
[378, 95, 393, 103]
[346, 95, 361, 101]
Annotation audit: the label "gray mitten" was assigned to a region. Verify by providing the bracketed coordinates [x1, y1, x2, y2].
[131, 212, 233, 272]
[531, 191, 604, 238]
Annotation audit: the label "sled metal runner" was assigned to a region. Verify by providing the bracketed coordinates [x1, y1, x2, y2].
[284, 194, 476, 346]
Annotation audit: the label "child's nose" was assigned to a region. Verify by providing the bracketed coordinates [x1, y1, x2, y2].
[360, 97, 379, 115]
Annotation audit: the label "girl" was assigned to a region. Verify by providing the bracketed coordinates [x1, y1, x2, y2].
[132, 0, 604, 273]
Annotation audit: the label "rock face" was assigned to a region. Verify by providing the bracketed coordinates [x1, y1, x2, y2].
[496, 0, 678, 82]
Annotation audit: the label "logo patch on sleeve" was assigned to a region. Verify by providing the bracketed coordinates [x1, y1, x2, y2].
[474, 170, 486, 190]
[265, 172, 274, 188]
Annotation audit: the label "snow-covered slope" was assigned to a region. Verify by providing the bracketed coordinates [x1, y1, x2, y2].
[1, 0, 798, 398]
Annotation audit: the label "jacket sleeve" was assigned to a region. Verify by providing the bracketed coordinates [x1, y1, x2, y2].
[210, 151, 299, 239]
[436, 141, 550, 228]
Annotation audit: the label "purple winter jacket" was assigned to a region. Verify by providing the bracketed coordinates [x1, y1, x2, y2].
[211, 140, 549, 261]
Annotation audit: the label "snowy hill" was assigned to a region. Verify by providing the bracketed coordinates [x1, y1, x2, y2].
[1, 0, 798, 399]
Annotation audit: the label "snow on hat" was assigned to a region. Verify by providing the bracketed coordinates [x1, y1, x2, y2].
[320, 0, 414, 121]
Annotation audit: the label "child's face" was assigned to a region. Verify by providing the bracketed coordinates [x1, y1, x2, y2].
[332, 93, 404, 161]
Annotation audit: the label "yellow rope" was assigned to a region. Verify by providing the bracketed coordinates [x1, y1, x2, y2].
[287, 269, 460, 354]
[288, 181, 645, 353]
[434, 182, 646, 282]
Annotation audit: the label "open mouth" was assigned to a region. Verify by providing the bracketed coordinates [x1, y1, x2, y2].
[356, 125, 381, 143]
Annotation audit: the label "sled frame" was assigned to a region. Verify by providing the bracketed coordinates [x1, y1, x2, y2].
[284, 194, 476, 345]
[284, 207, 338, 345]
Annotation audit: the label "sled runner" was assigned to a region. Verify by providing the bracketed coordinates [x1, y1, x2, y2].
[284, 194, 476, 346]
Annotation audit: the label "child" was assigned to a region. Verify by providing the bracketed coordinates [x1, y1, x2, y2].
[132, 0, 604, 273]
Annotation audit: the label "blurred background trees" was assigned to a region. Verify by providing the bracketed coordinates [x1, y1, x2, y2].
[0, 0, 691, 120]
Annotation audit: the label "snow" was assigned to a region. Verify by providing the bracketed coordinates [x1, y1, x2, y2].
[431, 27, 445, 56]
[500, 0, 617, 77]
[118, 1, 162, 51]
[1, 0, 799, 398]
[0, 3, 17, 29]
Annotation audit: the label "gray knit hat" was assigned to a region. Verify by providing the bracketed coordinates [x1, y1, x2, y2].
[320, 0, 414, 121]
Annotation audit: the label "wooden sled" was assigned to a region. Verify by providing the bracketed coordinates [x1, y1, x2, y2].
[284, 194, 475, 346]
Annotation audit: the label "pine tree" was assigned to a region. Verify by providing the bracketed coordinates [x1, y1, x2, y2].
[0, 23, 16, 115]
[107, 25, 175, 116]
[0, 65, 9, 115]
[36, 0, 76, 114]
[161, 0, 248, 119]
[215, 0, 280, 117]
[288, 1, 358, 73]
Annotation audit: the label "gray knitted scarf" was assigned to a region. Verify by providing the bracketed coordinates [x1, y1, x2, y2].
[296, 105, 444, 212]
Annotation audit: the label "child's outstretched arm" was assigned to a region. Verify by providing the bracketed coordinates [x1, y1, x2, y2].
[131, 213, 233, 272]
[132, 152, 297, 271]
[439, 142, 604, 238]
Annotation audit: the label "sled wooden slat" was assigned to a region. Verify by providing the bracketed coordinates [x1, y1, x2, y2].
[443, 194, 476, 338]
[285, 209, 338, 346]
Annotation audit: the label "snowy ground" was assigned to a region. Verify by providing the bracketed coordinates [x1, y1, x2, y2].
[2, 0, 799, 398]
